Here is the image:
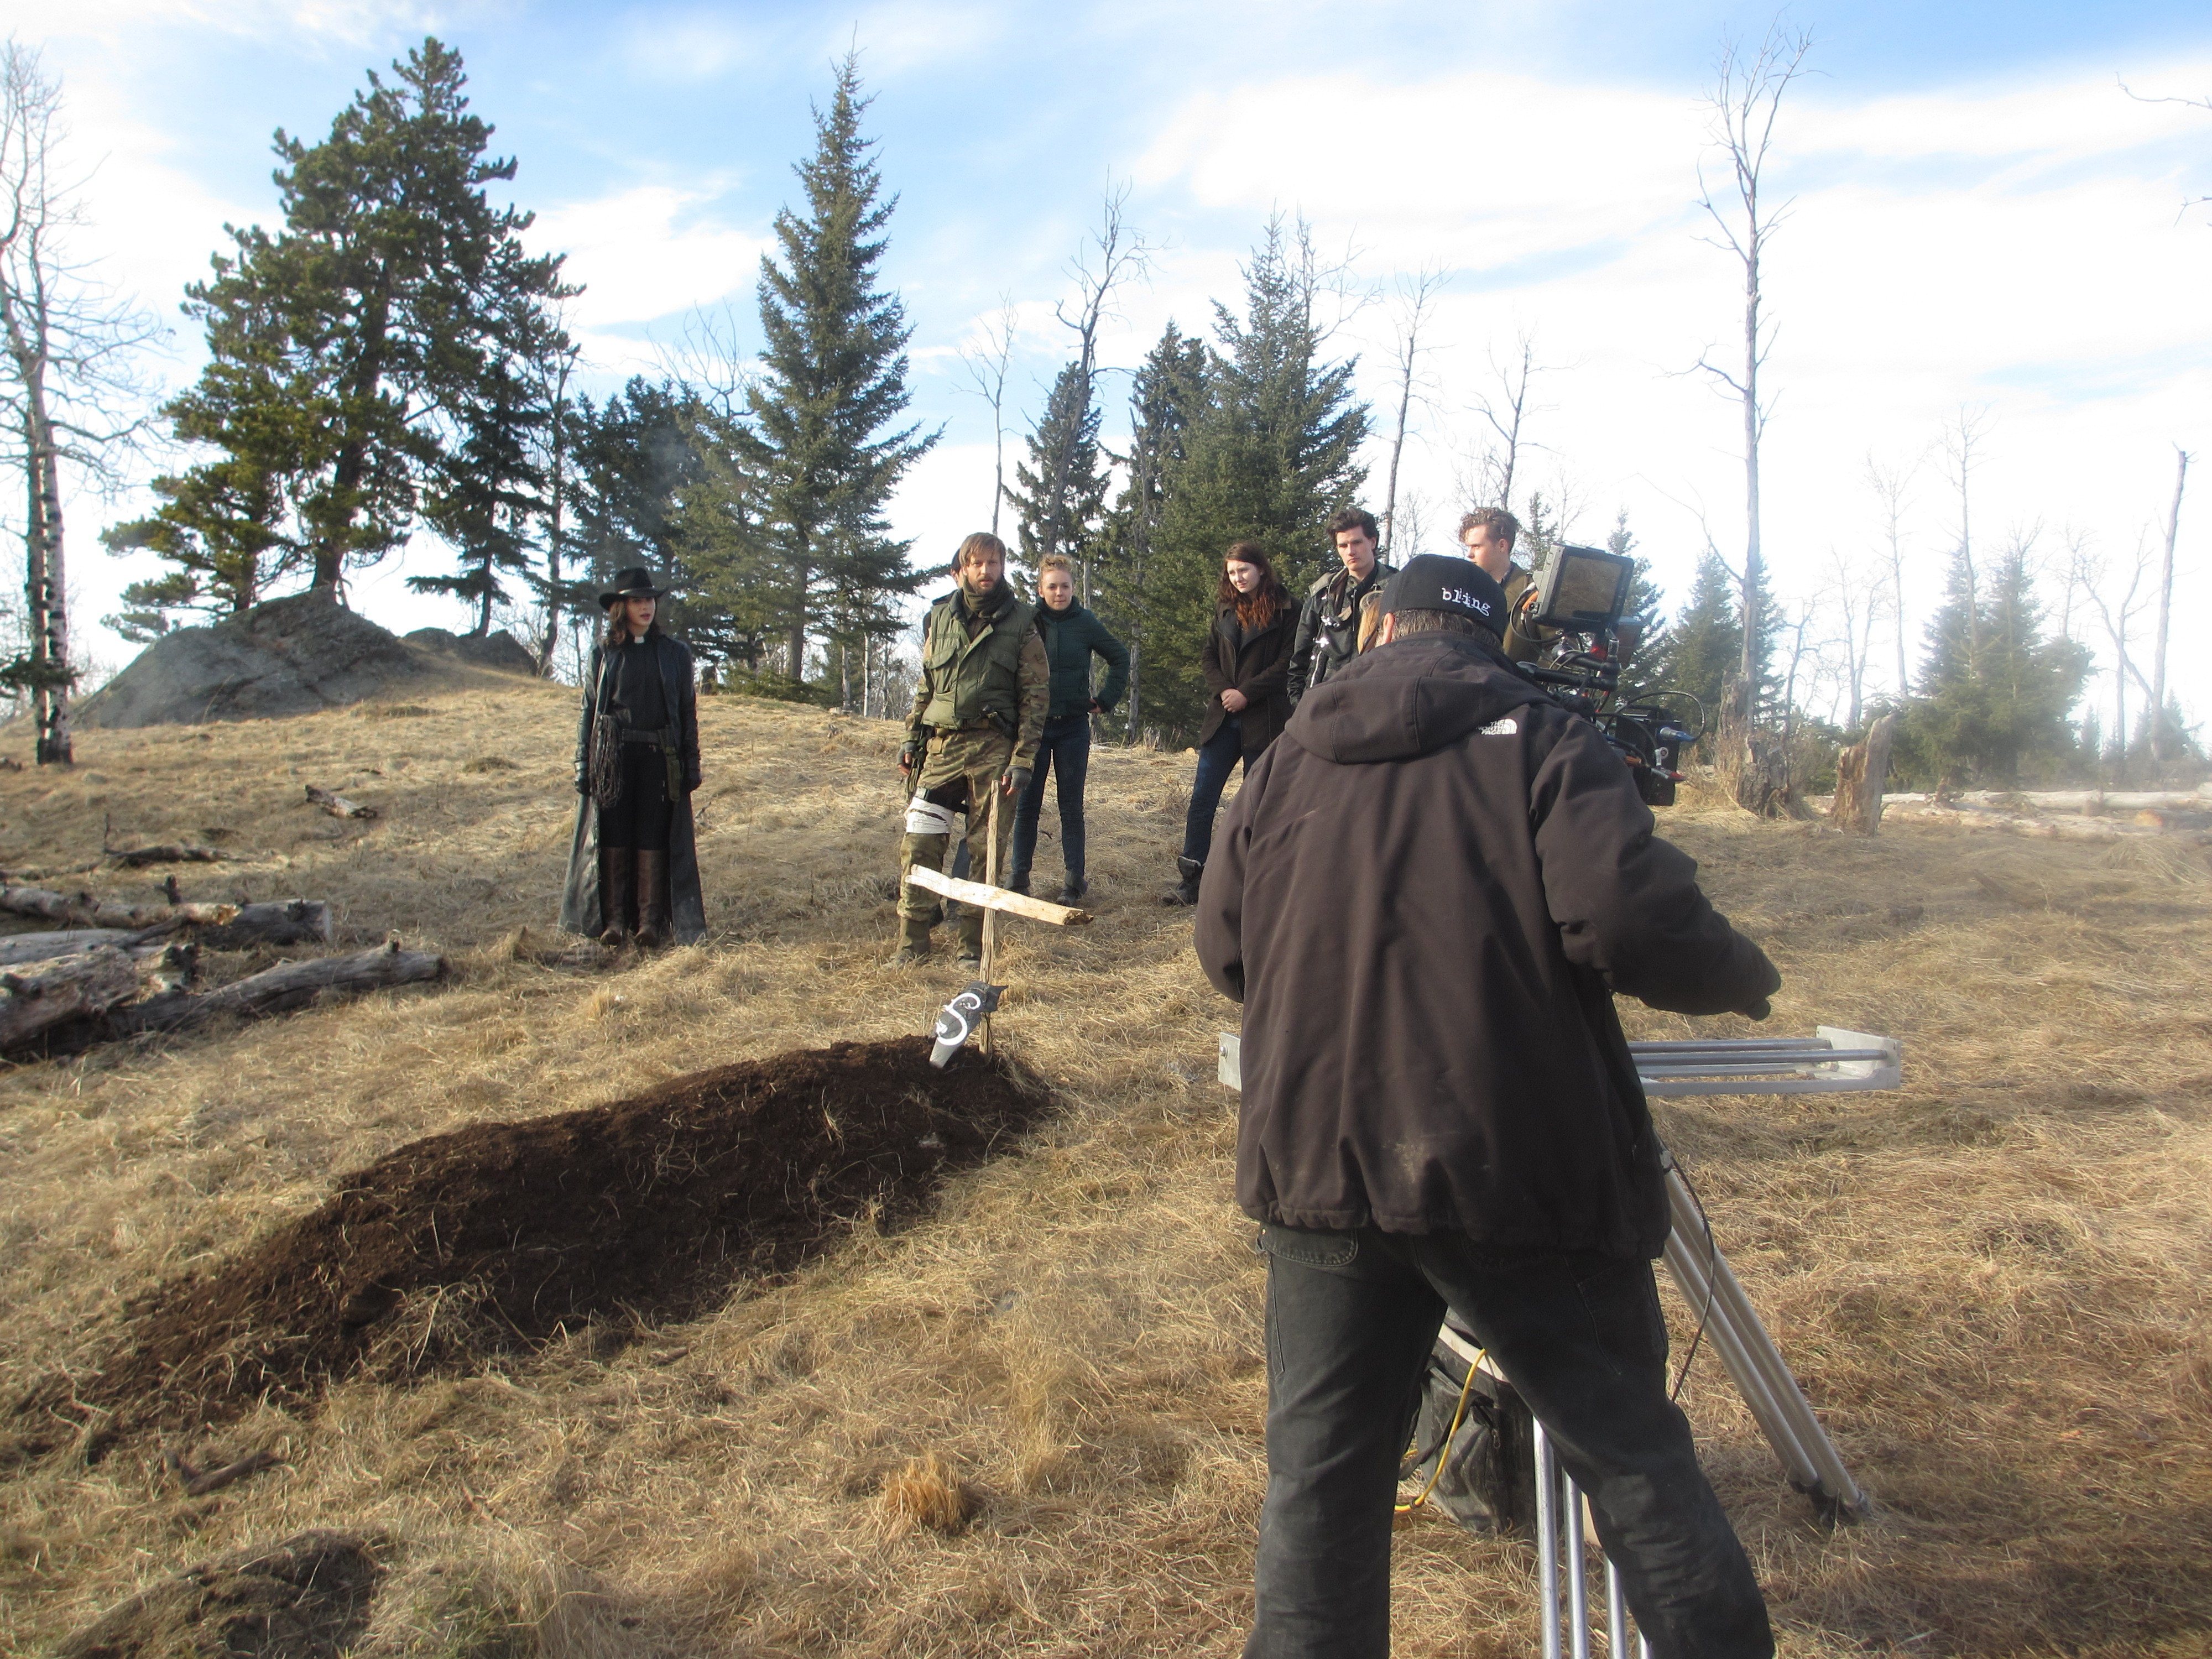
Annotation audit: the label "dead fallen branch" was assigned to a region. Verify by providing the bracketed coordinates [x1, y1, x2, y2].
[305, 785, 376, 821]
[0, 885, 237, 930]
[111, 940, 445, 1038]
[0, 894, 330, 953]
[106, 843, 226, 869]
[0, 928, 141, 967]
[161, 1447, 281, 1498]
[192, 900, 335, 952]
[1875, 804, 2208, 844]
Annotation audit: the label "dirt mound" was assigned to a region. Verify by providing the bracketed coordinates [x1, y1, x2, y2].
[56, 1531, 382, 1659]
[77, 592, 446, 729]
[51, 1037, 1044, 1439]
[404, 625, 539, 675]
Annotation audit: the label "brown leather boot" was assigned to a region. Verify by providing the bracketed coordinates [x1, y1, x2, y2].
[598, 845, 635, 947]
[634, 848, 670, 949]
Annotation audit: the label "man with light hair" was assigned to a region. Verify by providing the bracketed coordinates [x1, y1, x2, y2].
[1458, 505, 1551, 665]
[894, 532, 1048, 968]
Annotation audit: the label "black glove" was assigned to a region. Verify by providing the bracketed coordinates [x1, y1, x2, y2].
[1739, 998, 1772, 1022]
[1001, 766, 1031, 797]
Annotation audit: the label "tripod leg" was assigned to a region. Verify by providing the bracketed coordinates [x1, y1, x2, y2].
[1605, 1556, 1629, 1656]
[1534, 1418, 1564, 1659]
[1565, 1475, 1592, 1659]
[1665, 1166, 1869, 1515]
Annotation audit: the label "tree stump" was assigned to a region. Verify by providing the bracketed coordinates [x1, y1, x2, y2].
[1829, 714, 1897, 836]
[1714, 676, 1787, 817]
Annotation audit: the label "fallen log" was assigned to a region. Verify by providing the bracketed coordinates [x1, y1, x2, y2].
[1873, 804, 2206, 844]
[0, 928, 141, 967]
[107, 843, 226, 869]
[0, 885, 237, 930]
[0, 893, 328, 951]
[305, 785, 377, 821]
[0, 947, 143, 1048]
[112, 940, 445, 1037]
[192, 900, 335, 952]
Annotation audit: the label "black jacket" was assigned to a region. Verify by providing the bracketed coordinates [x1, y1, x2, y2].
[1194, 633, 1777, 1258]
[1199, 601, 1296, 754]
[1287, 560, 1395, 704]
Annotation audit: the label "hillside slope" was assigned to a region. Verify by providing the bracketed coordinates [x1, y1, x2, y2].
[1, 683, 2207, 1657]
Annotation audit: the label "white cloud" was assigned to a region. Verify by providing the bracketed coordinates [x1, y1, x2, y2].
[530, 184, 766, 332]
[1126, 53, 2212, 718]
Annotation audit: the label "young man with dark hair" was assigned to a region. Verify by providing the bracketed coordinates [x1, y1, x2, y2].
[1285, 506, 1396, 705]
[1197, 552, 1781, 1659]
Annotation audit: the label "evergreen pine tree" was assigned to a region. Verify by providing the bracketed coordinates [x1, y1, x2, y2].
[1147, 220, 1368, 737]
[1096, 323, 1207, 738]
[1907, 545, 2089, 786]
[1005, 360, 1110, 586]
[112, 39, 568, 604]
[1639, 549, 1741, 743]
[738, 54, 934, 679]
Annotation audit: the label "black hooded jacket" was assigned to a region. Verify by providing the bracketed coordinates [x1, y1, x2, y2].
[1194, 632, 1778, 1258]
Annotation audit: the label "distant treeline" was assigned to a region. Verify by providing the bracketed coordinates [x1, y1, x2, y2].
[87, 39, 2194, 785]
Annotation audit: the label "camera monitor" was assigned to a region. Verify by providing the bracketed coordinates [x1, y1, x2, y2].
[1531, 544, 1635, 632]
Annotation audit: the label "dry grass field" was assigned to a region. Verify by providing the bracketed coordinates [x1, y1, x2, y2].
[0, 674, 2207, 1657]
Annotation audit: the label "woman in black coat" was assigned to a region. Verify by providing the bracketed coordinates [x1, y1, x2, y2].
[1166, 541, 1295, 906]
[559, 567, 707, 948]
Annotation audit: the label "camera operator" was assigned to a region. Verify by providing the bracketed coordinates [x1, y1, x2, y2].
[1286, 507, 1396, 705]
[1458, 505, 1554, 666]
[1195, 554, 1780, 1659]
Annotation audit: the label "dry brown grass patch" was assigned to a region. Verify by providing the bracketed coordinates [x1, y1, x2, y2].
[2, 692, 2208, 1656]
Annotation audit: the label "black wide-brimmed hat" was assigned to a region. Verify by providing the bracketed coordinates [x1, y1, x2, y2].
[598, 566, 666, 608]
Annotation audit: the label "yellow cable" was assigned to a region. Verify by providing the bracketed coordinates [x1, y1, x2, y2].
[1396, 1347, 1485, 1515]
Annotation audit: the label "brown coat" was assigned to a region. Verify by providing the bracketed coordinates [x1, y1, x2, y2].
[1194, 632, 1778, 1258]
[1198, 601, 1296, 755]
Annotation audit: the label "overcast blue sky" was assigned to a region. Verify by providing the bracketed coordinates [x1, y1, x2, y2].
[11, 1, 2211, 730]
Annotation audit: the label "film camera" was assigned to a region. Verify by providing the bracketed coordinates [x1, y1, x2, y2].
[1516, 544, 1702, 807]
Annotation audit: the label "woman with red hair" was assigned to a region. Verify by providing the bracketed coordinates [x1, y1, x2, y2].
[1166, 541, 1296, 906]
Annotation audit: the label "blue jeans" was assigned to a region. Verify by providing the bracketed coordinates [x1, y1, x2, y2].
[1011, 714, 1092, 883]
[1246, 1224, 1772, 1659]
[1180, 717, 1249, 866]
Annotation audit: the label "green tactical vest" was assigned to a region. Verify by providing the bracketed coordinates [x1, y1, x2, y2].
[920, 591, 1036, 731]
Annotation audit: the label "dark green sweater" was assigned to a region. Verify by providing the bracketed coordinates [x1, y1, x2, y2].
[1036, 602, 1130, 722]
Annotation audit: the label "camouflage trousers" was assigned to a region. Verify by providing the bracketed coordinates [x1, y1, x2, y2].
[898, 728, 1019, 955]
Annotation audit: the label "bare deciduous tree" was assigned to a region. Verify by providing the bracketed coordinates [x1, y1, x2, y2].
[956, 294, 1018, 538]
[1461, 328, 1554, 519]
[1863, 449, 1917, 697]
[1939, 404, 1995, 671]
[1038, 183, 1156, 603]
[1819, 545, 1886, 731]
[2150, 446, 2189, 767]
[1378, 265, 1447, 555]
[2068, 526, 2153, 771]
[1694, 20, 1814, 747]
[0, 42, 163, 764]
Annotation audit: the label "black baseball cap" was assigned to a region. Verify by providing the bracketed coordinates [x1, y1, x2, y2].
[1379, 555, 1505, 639]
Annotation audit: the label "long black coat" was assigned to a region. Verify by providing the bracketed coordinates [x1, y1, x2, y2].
[1198, 600, 1296, 755]
[559, 633, 708, 943]
[1194, 632, 1778, 1258]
